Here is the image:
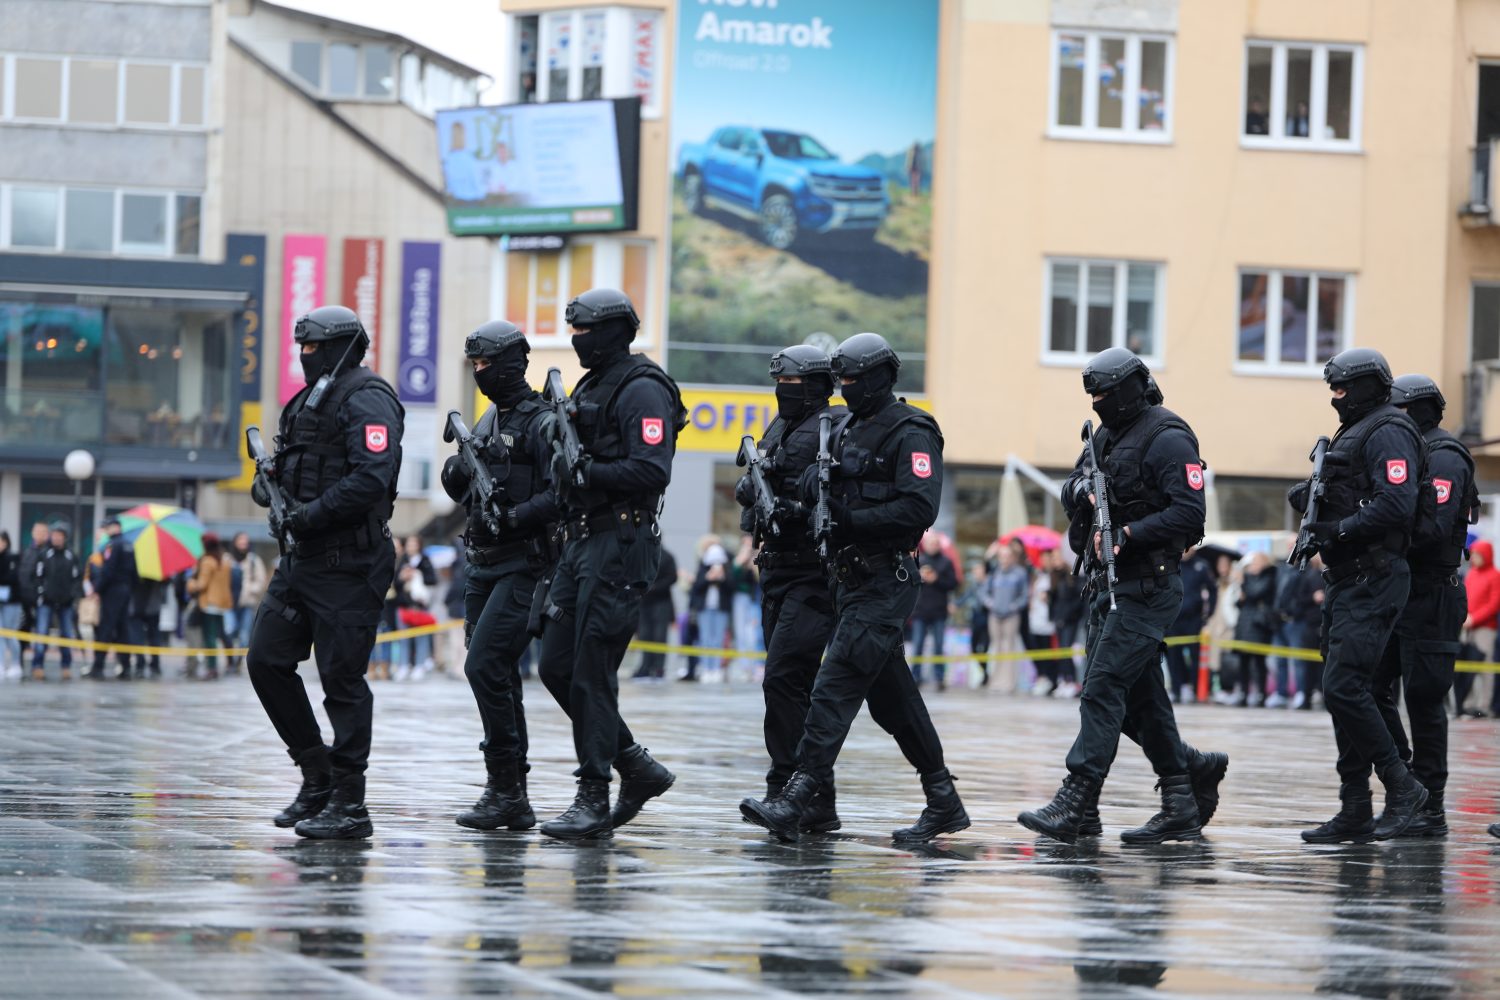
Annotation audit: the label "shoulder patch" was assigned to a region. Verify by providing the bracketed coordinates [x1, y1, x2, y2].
[911, 452, 933, 479]
[1434, 478, 1452, 504]
[1386, 459, 1408, 485]
[365, 424, 389, 453]
[641, 417, 664, 445]
[1185, 463, 1205, 491]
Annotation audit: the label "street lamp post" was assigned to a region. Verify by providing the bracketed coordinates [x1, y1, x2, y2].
[64, 449, 96, 554]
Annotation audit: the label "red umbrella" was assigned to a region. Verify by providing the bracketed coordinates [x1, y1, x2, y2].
[1000, 525, 1062, 569]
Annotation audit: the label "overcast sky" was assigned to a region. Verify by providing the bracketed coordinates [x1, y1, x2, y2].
[277, 0, 507, 95]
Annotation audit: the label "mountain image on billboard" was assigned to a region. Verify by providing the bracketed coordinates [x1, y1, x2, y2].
[668, 0, 939, 390]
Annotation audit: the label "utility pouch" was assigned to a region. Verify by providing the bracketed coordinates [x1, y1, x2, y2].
[526, 574, 552, 638]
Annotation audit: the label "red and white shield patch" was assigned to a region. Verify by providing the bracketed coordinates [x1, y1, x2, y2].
[1386, 459, 1408, 485]
[911, 452, 932, 479]
[1185, 463, 1205, 491]
[641, 417, 664, 445]
[1435, 478, 1452, 504]
[364, 424, 388, 453]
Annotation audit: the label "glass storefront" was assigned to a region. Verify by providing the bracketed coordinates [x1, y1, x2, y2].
[0, 297, 236, 454]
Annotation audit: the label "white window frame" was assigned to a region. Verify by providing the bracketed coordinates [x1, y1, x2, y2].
[1233, 267, 1355, 376]
[1241, 40, 1364, 153]
[0, 51, 207, 128]
[526, 8, 663, 118]
[1047, 29, 1174, 144]
[4, 183, 65, 250]
[117, 189, 172, 257]
[1469, 281, 1500, 365]
[499, 236, 655, 349]
[1041, 257, 1166, 366]
[1, 181, 201, 258]
[9, 53, 66, 123]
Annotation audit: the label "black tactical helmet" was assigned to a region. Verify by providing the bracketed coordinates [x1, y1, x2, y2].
[565, 288, 640, 331]
[294, 305, 368, 345]
[1081, 347, 1150, 395]
[1392, 373, 1446, 411]
[769, 344, 833, 381]
[1323, 347, 1392, 387]
[464, 320, 528, 360]
[831, 332, 900, 378]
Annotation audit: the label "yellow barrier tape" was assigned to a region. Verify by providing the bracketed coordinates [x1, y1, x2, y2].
[8, 624, 1500, 675]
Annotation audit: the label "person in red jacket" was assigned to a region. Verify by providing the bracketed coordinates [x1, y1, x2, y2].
[1459, 540, 1500, 718]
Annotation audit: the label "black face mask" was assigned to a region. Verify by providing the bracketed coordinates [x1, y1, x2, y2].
[841, 368, 895, 418]
[1403, 399, 1442, 433]
[474, 356, 530, 407]
[1090, 373, 1151, 429]
[1330, 376, 1389, 426]
[571, 324, 631, 369]
[299, 344, 329, 385]
[775, 382, 826, 422]
[299, 336, 359, 385]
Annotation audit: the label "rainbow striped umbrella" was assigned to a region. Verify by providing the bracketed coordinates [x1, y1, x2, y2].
[112, 504, 205, 581]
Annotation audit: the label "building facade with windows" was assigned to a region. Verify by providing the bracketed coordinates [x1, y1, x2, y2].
[0, 0, 252, 543]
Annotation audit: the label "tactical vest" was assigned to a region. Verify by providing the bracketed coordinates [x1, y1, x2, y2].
[1097, 405, 1203, 573]
[1410, 428, 1478, 572]
[276, 367, 400, 523]
[759, 405, 851, 551]
[836, 399, 941, 552]
[465, 396, 551, 549]
[1320, 403, 1426, 562]
[570, 355, 686, 512]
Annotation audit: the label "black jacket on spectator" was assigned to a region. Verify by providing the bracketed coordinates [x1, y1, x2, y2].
[38, 545, 82, 607]
[645, 549, 677, 615]
[914, 551, 958, 623]
[1172, 552, 1218, 635]
[129, 575, 166, 619]
[1234, 564, 1278, 645]
[1049, 570, 1085, 634]
[0, 548, 19, 604]
[688, 560, 733, 613]
[1277, 564, 1323, 646]
[445, 549, 468, 621]
[18, 542, 46, 606]
[93, 536, 136, 598]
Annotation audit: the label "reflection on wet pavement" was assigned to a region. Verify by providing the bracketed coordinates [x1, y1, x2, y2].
[2, 680, 1500, 997]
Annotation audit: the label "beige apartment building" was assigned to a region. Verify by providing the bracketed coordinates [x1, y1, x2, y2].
[491, 0, 1500, 558]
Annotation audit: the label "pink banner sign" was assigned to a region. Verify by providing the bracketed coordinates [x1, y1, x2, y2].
[278, 234, 327, 405]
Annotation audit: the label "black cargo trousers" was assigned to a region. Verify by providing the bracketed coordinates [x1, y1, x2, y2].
[1375, 571, 1465, 794]
[794, 549, 946, 784]
[247, 539, 395, 776]
[464, 555, 546, 767]
[1320, 558, 1411, 785]
[538, 525, 659, 781]
[759, 561, 836, 790]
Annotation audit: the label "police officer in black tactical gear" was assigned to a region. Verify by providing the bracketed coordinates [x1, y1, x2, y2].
[1289, 347, 1431, 843]
[247, 305, 403, 840]
[1018, 348, 1227, 846]
[734, 344, 850, 835]
[1369, 374, 1477, 838]
[535, 288, 683, 840]
[738, 332, 970, 845]
[440, 321, 561, 833]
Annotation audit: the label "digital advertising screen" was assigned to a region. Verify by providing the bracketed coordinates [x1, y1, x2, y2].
[434, 97, 640, 236]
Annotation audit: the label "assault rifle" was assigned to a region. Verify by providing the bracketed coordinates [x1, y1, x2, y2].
[1288, 436, 1332, 571]
[812, 411, 834, 560]
[444, 410, 501, 535]
[1080, 419, 1119, 611]
[543, 367, 587, 490]
[246, 426, 292, 553]
[737, 436, 780, 542]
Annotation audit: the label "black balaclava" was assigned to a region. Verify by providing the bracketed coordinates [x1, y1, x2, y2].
[841, 366, 896, 418]
[1331, 374, 1390, 426]
[474, 347, 531, 408]
[1091, 371, 1150, 429]
[775, 376, 832, 422]
[299, 335, 360, 385]
[571, 319, 634, 370]
[1402, 399, 1442, 434]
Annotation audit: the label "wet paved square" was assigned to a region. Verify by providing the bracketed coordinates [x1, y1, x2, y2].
[2, 675, 1500, 998]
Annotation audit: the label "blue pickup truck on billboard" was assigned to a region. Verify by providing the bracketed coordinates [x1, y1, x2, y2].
[678, 126, 889, 250]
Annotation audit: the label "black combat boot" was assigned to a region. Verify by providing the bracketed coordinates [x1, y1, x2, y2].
[610, 744, 675, 829]
[1399, 788, 1447, 838]
[274, 745, 332, 828]
[800, 783, 842, 834]
[894, 769, 970, 843]
[1018, 774, 1099, 845]
[456, 756, 535, 831]
[1078, 785, 1103, 838]
[1374, 763, 1430, 840]
[541, 779, 612, 840]
[1185, 747, 1230, 827]
[1121, 774, 1202, 845]
[741, 770, 818, 843]
[1301, 783, 1375, 844]
[294, 773, 373, 840]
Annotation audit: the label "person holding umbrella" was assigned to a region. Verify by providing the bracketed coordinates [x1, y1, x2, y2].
[85, 517, 137, 681]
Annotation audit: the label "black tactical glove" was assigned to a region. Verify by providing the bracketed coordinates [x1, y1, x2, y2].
[572, 454, 594, 488]
[251, 475, 272, 509]
[1065, 477, 1092, 511]
[1305, 521, 1341, 546]
[284, 501, 313, 539]
[1287, 480, 1310, 514]
[797, 465, 822, 506]
[773, 497, 808, 525]
[734, 474, 755, 508]
[441, 454, 471, 503]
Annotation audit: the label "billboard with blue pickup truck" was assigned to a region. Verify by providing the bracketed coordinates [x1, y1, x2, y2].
[668, 0, 940, 390]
